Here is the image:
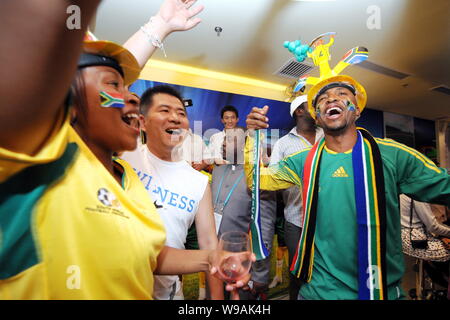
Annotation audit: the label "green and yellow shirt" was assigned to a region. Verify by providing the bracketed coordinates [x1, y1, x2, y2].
[0, 120, 166, 299]
[245, 136, 450, 300]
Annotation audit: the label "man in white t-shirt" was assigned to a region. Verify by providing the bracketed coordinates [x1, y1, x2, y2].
[209, 105, 239, 164]
[121, 85, 223, 300]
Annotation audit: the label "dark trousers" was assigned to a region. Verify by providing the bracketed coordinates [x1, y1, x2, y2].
[284, 220, 302, 300]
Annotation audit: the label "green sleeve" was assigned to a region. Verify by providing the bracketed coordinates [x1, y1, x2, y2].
[244, 136, 306, 191]
[272, 149, 308, 187]
[394, 143, 450, 206]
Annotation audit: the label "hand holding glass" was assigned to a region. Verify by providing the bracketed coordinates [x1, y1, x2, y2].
[216, 231, 252, 284]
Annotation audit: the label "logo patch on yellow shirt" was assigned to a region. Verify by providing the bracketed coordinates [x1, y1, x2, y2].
[332, 166, 349, 178]
[84, 188, 129, 219]
[97, 188, 121, 208]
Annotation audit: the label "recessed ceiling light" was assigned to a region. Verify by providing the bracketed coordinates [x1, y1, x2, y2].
[292, 0, 336, 2]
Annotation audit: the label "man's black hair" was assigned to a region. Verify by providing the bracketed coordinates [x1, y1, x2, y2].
[220, 105, 238, 119]
[140, 85, 184, 115]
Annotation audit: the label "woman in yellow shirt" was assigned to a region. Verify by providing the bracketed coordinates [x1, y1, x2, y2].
[0, 0, 249, 299]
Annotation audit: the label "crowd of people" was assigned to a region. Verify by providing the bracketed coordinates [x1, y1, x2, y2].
[0, 0, 449, 301]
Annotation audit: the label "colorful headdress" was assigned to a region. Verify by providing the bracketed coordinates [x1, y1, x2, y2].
[284, 33, 369, 119]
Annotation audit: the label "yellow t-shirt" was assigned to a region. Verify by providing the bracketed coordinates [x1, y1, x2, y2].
[0, 120, 166, 299]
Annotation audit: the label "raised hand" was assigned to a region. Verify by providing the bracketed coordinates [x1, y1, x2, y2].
[156, 0, 204, 34]
[246, 105, 270, 131]
[208, 232, 256, 300]
[210, 252, 256, 299]
[123, 0, 204, 69]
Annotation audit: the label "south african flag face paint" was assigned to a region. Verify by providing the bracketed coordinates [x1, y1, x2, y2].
[99, 91, 125, 108]
[346, 100, 356, 112]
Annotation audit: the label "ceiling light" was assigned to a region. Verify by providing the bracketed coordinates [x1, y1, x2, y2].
[144, 60, 286, 92]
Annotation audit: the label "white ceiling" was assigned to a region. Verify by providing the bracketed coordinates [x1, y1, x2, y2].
[95, 0, 450, 121]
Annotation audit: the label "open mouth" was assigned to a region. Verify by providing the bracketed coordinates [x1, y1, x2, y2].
[121, 113, 139, 129]
[165, 128, 183, 135]
[325, 106, 343, 119]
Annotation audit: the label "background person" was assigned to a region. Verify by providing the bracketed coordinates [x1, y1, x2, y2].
[179, 128, 213, 172]
[400, 194, 450, 239]
[209, 105, 240, 164]
[212, 127, 276, 299]
[268, 193, 289, 290]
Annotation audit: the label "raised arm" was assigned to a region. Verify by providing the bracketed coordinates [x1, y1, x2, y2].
[393, 140, 450, 206]
[123, 0, 203, 68]
[244, 106, 301, 191]
[0, 0, 100, 155]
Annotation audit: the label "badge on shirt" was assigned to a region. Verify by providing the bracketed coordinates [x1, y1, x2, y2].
[213, 211, 223, 235]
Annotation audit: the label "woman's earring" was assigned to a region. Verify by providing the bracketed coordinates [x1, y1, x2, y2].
[140, 129, 147, 144]
[69, 105, 77, 126]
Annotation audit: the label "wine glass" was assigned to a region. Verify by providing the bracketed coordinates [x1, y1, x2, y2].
[216, 231, 252, 284]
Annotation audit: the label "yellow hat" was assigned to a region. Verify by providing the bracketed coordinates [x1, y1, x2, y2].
[80, 31, 140, 86]
[307, 75, 367, 119]
[286, 33, 369, 119]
